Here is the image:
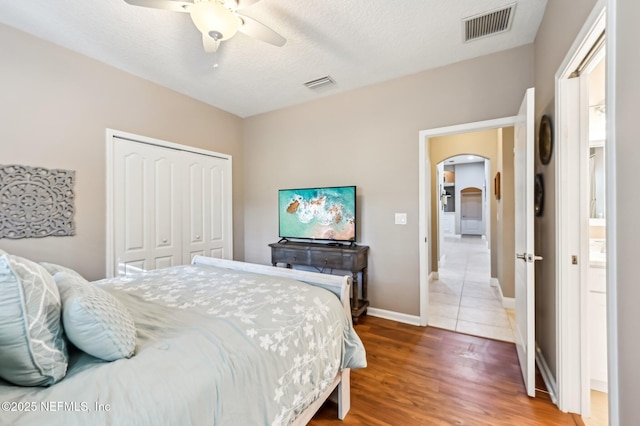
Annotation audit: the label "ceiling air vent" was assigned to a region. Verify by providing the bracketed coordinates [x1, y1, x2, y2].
[304, 75, 335, 90]
[463, 3, 516, 42]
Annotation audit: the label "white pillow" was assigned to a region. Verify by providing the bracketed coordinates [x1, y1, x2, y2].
[54, 272, 137, 361]
[0, 254, 68, 386]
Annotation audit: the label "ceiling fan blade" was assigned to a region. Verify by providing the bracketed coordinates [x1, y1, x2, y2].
[124, 0, 193, 13]
[236, 0, 262, 9]
[237, 14, 286, 47]
[202, 34, 220, 53]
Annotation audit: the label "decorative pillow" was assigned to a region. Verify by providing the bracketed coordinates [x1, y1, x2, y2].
[40, 262, 85, 281]
[54, 272, 136, 361]
[0, 254, 68, 386]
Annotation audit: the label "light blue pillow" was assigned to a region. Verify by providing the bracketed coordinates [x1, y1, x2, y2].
[54, 272, 136, 361]
[40, 262, 85, 281]
[0, 254, 68, 386]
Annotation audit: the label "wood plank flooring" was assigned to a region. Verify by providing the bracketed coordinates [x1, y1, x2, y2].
[310, 316, 582, 426]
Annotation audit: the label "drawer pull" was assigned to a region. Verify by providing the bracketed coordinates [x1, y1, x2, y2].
[292, 256, 297, 261]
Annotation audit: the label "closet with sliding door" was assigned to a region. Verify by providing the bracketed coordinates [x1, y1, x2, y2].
[106, 131, 232, 277]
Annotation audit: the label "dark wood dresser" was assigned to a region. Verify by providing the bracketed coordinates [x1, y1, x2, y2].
[268, 241, 369, 323]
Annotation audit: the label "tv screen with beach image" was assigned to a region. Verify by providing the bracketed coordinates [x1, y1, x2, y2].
[278, 186, 356, 242]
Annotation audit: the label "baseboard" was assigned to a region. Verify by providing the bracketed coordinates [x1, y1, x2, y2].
[367, 307, 422, 326]
[502, 297, 515, 310]
[430, 271, 439, 281]
[590, 379, 608, 393]
[493, 278, 515, 309]
[535, 342, 558, 405]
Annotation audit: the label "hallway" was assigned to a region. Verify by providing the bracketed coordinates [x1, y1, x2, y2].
[429, 235, 515, 342]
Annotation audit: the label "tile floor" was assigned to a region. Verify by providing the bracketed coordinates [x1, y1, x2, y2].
[429, 234, 516, 343]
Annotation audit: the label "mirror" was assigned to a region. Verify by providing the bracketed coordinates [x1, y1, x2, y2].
[588, 55, 606, 220]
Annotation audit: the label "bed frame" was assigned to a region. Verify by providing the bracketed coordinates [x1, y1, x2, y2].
[192, 256, 353, 423]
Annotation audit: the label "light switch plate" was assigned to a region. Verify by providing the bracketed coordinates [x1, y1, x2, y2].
[395, 213, 407, 225]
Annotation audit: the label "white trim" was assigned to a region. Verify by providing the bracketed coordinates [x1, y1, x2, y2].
[105, 128, 233, 278]
[591, 379, 608, 394]
[107, 129, 232, 160]
[105, 131, 115, 278]
[367, 307, 422, 326]
[503, 297, 515, 310]
[418, 130, 431, 326]
[536, 342, 559, 405]
[554, 1, 608, 417]
[492, 277, 516, 309]
[556, 76, 584, 414]
[605, 1, 619, 424]
[418, 116, 517, 328]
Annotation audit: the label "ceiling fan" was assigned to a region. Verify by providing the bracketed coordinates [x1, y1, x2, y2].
[124, 0, 286, 53]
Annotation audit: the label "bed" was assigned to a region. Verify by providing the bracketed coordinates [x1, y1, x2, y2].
[0, 254, 367, 426]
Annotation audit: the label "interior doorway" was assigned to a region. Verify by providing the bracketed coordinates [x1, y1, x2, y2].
[555, 1, 613, 423]
[418, 120, 518, 331]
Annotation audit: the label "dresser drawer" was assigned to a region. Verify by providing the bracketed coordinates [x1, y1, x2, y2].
[309, 251, 344, 269]
[272, 248, 310, 265]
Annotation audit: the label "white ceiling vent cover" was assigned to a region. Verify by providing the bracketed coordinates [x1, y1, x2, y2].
[464, 3, 516, 42]
[304, 76, 335, 90]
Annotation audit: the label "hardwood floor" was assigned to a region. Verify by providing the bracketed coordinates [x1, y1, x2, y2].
[310, 316, 582, 426]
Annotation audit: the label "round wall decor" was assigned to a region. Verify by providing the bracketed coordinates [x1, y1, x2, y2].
[539, 115, 553, 165]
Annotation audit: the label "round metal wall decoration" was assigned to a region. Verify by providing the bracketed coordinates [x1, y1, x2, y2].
[538, 115, 553, 165]
[534, 173, 544, 217]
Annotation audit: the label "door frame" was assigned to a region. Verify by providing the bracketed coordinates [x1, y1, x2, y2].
[555, 0, 618, 421]
[418, 116, 516, 326]
[105, 128, 233, 278]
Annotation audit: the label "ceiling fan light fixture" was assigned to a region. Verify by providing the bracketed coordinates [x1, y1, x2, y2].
[190, 1, 240, 41]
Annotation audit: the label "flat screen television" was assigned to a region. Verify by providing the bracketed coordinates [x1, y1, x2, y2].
[278, 185, 356, 242]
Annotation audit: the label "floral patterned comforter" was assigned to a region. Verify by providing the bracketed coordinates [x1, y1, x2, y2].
[0, 264, 367, 426]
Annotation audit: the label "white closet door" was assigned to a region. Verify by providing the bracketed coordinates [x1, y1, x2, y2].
[114, 138, 182, 275]
[183, 154, 231, 262]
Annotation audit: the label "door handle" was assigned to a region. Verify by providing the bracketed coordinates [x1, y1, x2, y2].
[517, 253, 544, 262]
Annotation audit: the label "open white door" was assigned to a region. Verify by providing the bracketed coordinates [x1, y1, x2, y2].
[514, 87, 538, 397]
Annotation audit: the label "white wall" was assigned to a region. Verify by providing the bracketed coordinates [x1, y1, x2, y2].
[244, 46, 533, 316]
[0, 25, 244, 280]
[612, 0, 640, 421]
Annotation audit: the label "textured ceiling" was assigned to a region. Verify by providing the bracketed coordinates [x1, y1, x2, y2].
[0, 0, 547, 118]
